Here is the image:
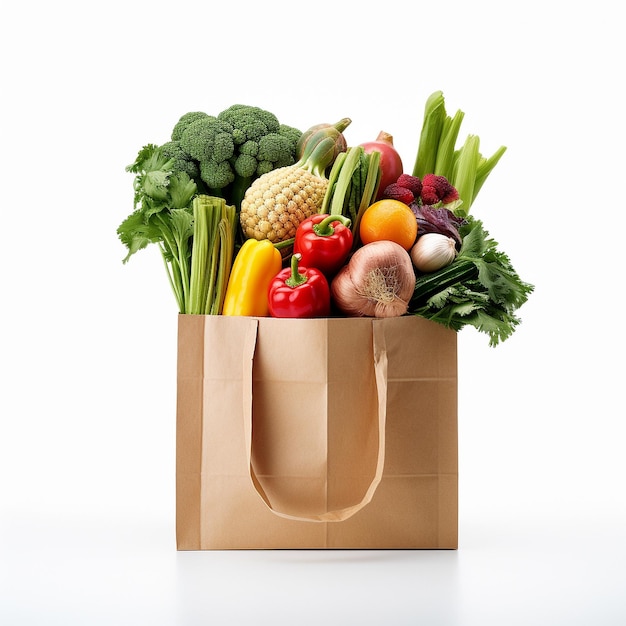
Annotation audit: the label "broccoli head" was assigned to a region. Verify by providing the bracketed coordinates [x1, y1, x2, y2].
[165, 105, 302, 208]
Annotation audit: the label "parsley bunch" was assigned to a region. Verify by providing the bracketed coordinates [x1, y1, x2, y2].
[409, 218, 534, 346]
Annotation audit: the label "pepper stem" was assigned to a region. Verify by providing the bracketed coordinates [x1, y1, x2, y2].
[284, 253, 308, 288]
[273, 237, 295, 250]
[312, 214, 352, 237]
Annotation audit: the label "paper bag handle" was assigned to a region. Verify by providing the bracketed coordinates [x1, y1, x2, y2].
[242, 319, 388, 523]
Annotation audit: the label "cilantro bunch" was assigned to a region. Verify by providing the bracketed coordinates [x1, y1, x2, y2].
[408, 218, 534, 346]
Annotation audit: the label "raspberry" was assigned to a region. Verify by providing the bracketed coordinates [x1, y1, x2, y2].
[420, 174, 459, 205]
[382, 183, 414, 204]
[420, 185, 440, 205]
[396, 174, 422, 197]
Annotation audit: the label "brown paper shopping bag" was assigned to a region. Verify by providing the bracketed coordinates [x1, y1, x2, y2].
[176, 314, 457, 550]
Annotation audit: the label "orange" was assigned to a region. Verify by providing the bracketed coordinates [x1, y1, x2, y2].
[359, 199, 418, 250]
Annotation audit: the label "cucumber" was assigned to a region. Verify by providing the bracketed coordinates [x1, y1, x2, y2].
[410, 259, 478, 308]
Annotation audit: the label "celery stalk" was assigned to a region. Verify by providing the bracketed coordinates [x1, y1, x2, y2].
[188, 195, 236, 315]
[358, 150, 381, 213]
[202, 223, 221, 315]
[352, 151, 381, 249]
[188, 197, 210, 314]
[472, 145, 507, 204]
[328, 147, 363, 217]
[451, 134, 481, 217]
[320, 151, 347, 215]
[412, 90, 446, 179]
[434, 109, 465, 180]
[211, 205, 237, 315]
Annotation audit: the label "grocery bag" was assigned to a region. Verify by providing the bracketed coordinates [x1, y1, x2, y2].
[176, 314, 458, 549]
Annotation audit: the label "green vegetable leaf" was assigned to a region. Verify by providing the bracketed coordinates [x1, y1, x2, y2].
[117, 210, 162, 263]
[457, 217, 489, 258]
[409, 217, 534, 346]
[475, 254, 532, 309]
[168, 208, 194, 244]
[169, 172, 198, 209]
[118, 143, 199, 309]
[142, 169, 171, 201]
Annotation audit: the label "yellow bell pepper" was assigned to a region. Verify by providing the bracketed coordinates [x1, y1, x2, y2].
[222, 238, 283, 316]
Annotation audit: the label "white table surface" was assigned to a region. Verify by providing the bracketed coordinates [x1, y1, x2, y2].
[2, 501, 624, 625]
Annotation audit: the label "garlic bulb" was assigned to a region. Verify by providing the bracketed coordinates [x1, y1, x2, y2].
[410, 233, 457, 273]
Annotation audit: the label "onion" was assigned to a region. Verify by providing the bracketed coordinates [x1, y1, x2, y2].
[331, 240, 416, 318]
[359, 131, 404, 200]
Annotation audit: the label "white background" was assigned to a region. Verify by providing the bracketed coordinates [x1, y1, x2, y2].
[1, 1, 624, 624]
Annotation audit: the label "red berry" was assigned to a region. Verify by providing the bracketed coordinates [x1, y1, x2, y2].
[420, 185, 440, 205]
[382, 183, 414, 204]
[420, 174, 459, 205]
[396, 174, 422, 197]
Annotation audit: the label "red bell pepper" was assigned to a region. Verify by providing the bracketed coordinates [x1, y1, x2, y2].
[268, 253, 331, 318]
[293, 214, 353, 277]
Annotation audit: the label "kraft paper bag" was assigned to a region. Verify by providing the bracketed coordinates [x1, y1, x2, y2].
[176, 314, 458, 550]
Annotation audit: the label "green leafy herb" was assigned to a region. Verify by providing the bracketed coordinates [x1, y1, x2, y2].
[409, 218, 534, 346]
[117, 144, 197, 312]
[117, 143, 236, 314]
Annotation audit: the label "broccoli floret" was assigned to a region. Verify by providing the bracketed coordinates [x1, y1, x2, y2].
[217, 106, 301, 176]
[179, 116, 234, 163]
[233, 153, 258, 178]
[247, 108, 281, 135]
[239, 140, 259, 157]
[171, 112, 210, 141]
[160, 140, 200, 181]
[255, 160, 276, 176]
[257, 133, 297, 169]
[179, 118, 236, 191]
[200, 159, 236, 190]
[217, 104, 281, 144]
[278, 124, 303, 147]
[211, 131, 236, 163]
